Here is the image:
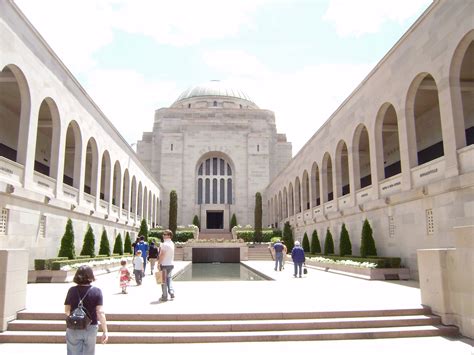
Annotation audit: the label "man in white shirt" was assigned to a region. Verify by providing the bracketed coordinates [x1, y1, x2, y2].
[158, 229, 175, 301]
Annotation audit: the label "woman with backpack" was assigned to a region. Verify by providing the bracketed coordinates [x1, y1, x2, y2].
[64, 265, 108, 354]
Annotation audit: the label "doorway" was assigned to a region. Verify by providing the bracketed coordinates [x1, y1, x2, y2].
[206, 211, 224, 229]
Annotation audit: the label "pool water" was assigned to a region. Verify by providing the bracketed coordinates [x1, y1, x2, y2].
[174, 263, 269, 281]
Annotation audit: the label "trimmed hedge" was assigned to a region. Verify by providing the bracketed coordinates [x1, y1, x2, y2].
[50, 254, 132, 271]
[149, 230, 194, 243]
[34, 257, 68, 271]
[236, 230, 276, 243]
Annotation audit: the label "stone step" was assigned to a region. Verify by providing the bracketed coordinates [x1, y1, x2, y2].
[0, 325, 459, 343]
[16, 308, 432, 321]
[7, 315, 441, 332]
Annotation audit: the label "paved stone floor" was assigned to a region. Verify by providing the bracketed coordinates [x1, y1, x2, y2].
[0, 260, 472, 354]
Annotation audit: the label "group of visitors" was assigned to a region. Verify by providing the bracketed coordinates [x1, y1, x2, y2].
[64, 229, 175, 354]
[271, 239, 306, 278]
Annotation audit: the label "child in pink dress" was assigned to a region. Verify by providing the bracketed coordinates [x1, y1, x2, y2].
[119, 260, 131, 294]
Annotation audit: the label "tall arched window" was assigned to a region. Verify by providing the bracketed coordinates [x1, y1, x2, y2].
[197, 155, 233, 204]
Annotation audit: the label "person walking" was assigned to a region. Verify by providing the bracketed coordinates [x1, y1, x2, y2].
[272, 239, 284, 271]
[64, 265, 108, 355]
[291, 240, 306, 278]
[148, 241, 160, 275]
[158, 229, 175, 302]
[136, 236, 149, 274]
[119, 259, 131, 294]
[133, 250, 144, 285]
[281, 240, 287, 270]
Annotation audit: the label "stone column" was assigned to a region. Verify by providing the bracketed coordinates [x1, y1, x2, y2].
[0, 249, 28, 331]
[19, 98, 39, 190]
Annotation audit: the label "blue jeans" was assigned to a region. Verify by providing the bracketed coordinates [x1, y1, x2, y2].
[274, 252, 283, 270]
[294, 262, 303, 277]
[66, 324, 98, 355]
[160, 265, 174, 300]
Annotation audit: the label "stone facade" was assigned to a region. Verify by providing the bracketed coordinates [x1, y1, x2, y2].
[138, 81, 291, 230]
[0, 1, 162, 268]
[264, 0, 474, 279]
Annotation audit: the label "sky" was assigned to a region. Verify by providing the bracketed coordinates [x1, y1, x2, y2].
[15, 0, 432, 155]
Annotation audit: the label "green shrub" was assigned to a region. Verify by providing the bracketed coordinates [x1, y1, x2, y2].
[360, 219, 377, 257]
[254, 192, 263, 243]
[138, 219, 149, 241]
[368, 256, 401, 268]
[113, 233, 124, 255]
[169, 190, 178, 236]
[58, 218, 76, 260]
[124, 232, 132, 254]
[324, 228, 334, 255]
[149, 229, 164, 241]
[272, 229, 282, 239]
[311, 229, 321, 254]
[282, 222, 294, 252]
[192, 215, 200, 230]
[230, 213, 237, 230]
[175, 231, 194, 242]
[302, 232, 310, 252]
[80, 224, 96, 257]
[339, 223, 352, 256]
[34, 257, 69, 270]
[236, 229, 275, 243]
[98, 228, 111, 256]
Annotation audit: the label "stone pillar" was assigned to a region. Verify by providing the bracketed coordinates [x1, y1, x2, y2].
[0, 249, 28, 331]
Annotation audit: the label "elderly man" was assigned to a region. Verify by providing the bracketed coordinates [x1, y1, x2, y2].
[291, 240, 306, 278]
[272, 239, 284, 271]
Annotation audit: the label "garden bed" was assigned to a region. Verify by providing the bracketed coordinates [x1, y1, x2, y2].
[305, 259, 410, 280]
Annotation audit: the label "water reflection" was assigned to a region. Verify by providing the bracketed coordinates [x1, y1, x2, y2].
[175, 263, 268, 281]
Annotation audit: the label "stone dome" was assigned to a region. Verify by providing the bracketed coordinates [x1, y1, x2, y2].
[172, 80, 257, 108]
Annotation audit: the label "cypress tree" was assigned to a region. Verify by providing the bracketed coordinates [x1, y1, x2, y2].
[192, 215, 200, 231]
[311, 229, 321, 254]
[302, 232, 310, 252]
[124, 232, 132, 254]
[113, 233, 124, 255]
[324, 228, 334, 255]
[80, 224, 96, 257]
[254, 192, 263, 243]
[58, 218, 75, 260]
[339, 223, 352, 256]
[282, 222, 294, 252]
[230, 213, 237, 230]
[168, 190, 178, 236]
[138, 219, 149, 241]
[360, 218, 377, 257]
[98, 228, 111, 256]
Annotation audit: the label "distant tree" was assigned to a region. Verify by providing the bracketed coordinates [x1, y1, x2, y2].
[282, 222, 294, 252]
[124, 232, 132, 254]
[98, 228, 111, 256]
[138, 219, 149, 241]
[360, 219, 377, 257]
[302, 232, 310, 252]
[310, 229, 321, 254]
[192, 215, 200, 231]
[339, 223, 352, 256]
[113, 233, 124, 255]
[230, 213, 238, 231]
[168, 190, 178, 236]
[80, 224, 96, 257]
[254, 192, 263, 243]
[58, 218, 75, 260]
[323, 228, 334, 255]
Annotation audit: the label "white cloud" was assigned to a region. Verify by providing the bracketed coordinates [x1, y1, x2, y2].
[202, 50, 269, 77]
[202, 50, 373, 154]
[15, 0, 115, 74]
[323, 0, 432, 37]
[82, 69, 181, 145]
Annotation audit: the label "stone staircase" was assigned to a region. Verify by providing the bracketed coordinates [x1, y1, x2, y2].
[199, 231, 233, 240]
[0, 308, 458, 343]
[248, 245, 274, 260]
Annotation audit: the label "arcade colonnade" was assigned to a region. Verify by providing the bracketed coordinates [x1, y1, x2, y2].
[0, 1, 162, 264]
[265, 1, 474, 274]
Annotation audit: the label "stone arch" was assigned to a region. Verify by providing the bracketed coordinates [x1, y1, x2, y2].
[143, 186, 148, 221]
[112, 160, 121, 207]
[283, 187, 288, 218]
[278, 191, 283, 222]
[302, 170, 310, 210]
[130, 176, 137, 214]
[374, 103, 401, 179]
[322, 152, 333, 202]
[352, 124, 372, 189]
[196, 151, 234, 205]
[0, 64, 31, 165]
[34, 97, 61, 179]
[335, 140, 350, 196]
[449, 29, 474, 148]
[122, 168, 130, 210]
[137, 181, 143, 218]
[311, 162, 321, 206]
[294, 177, 302, 213]
[406, 73, 444, 167]
[84, 137, 99, 197]
[100, 150, 111, 202]
[63, 120, 82, 189]
[288, 182, 295, 216]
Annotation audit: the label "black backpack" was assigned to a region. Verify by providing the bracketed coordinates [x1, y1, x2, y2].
[66, 287, 92, 330]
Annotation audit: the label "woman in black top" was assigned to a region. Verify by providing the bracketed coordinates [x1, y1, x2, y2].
[64, 265, 108, 354]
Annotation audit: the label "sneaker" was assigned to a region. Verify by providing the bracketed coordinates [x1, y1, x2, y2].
[170, 293, 175, 299]
[159, 297, 168, 302]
